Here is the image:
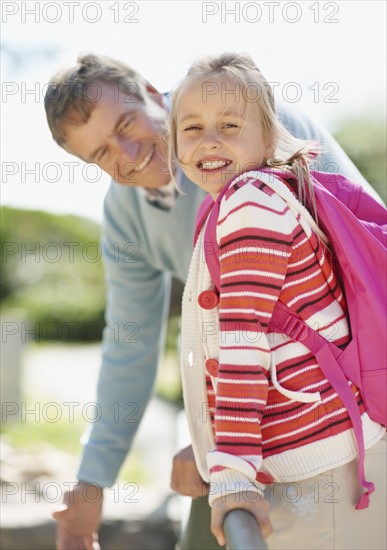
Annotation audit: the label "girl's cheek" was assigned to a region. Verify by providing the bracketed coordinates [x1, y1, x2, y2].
[178, 143, 188, 159]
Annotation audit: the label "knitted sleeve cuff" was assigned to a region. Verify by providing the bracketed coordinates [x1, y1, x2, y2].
[208, 468, 265, 507]
[207, 450, 262, 479]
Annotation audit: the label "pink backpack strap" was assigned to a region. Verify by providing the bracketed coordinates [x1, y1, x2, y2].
[203, 200, 221, 289]
[270, 303, 374, 509]
[194, 194, 214, 247]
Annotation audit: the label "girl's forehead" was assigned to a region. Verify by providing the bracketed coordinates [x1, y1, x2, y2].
[181, 74, 241, 96]
[177, 74, 251, 113]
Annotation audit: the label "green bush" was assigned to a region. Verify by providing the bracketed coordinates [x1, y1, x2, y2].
[1, 206, 106, 342]
[334, 118, 386, 203]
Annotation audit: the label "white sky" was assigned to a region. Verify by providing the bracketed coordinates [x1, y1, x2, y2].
[1, 0, 386, 222]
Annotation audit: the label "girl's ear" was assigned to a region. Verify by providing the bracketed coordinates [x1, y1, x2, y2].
[265, 139, 276, 161]
[262, 124, 276, 161]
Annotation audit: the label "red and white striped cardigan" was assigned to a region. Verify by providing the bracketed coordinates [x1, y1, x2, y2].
[180, 173, 384, 506]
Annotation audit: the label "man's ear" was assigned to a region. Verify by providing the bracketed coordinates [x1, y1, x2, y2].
[145, 81, 164, 107]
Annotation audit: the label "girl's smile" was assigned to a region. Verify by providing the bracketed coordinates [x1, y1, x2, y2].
[197, 157, 232, 172]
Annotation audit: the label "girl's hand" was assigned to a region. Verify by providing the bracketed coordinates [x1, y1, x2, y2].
[211, 491, 272, 547]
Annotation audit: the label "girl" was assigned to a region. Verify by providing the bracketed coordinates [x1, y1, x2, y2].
[169, 53, 386, 549]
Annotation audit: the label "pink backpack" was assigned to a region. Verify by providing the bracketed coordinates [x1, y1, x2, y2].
[194, 169, 387, 509]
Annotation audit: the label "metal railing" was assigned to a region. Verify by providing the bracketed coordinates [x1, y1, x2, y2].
[224, 509, 268, 550]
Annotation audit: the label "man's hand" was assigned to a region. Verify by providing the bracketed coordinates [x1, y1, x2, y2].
[211, 491, 272, 547]
[52, 481, 103, 550]
[171, 445, 209, 499]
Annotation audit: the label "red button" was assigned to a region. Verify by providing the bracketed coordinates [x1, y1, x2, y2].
[255, 472, 274, 484]
[198, 290, 219, 310]
[205, 358, 219, 377]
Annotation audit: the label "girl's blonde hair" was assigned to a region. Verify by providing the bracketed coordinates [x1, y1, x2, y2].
[169, 52, 319, 217]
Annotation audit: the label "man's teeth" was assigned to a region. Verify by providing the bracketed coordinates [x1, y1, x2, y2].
[201, 160, 229, 170]
[137, 147, 154, 171]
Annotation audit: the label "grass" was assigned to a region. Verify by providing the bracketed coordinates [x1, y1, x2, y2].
[1, 414, 84, 455]
[1, 406, 152, 485]
[1, 344, 181, 485]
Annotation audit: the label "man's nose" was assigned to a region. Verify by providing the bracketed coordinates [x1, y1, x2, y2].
[113, 136, 140, 162]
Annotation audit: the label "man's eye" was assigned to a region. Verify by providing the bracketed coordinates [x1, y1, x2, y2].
[120, 117, 133, 132]
[97, 148, 108, 161]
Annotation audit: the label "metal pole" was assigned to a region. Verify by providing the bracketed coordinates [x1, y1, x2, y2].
[224, 509, 268, 550]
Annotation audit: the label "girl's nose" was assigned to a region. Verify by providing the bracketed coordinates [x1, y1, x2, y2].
[200, 132, 221, 150]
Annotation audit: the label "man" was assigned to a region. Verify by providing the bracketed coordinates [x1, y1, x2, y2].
[44, 53, 378, 550]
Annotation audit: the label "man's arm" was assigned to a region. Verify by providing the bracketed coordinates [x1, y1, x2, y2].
[54, 183, 172, 549]
[78, 183, 172, 485]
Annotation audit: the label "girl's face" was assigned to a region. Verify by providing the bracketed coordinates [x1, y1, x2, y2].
[175, 75, 273, 200]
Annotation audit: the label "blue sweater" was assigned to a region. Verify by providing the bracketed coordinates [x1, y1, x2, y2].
[77, 103, 375, 486]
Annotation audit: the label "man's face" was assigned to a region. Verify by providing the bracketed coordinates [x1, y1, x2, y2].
[63, 82, 170, 188]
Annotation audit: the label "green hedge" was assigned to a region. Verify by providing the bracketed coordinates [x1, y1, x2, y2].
[334, 118, 386, 203]
[1, 206, 106, 342]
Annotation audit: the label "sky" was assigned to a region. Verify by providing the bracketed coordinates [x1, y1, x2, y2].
[1, 0, 386, 222]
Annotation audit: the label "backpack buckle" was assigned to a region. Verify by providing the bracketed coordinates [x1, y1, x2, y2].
[282, 316, 309, 342]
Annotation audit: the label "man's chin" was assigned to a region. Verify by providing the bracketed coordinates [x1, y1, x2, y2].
[116, 174, 170, 189]
[116, 174, 141, 187]
[143, 168, 172, 189]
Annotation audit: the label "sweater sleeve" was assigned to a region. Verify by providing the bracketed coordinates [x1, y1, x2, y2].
[207, 177, 298, 505]
[77, 183, 171, 487]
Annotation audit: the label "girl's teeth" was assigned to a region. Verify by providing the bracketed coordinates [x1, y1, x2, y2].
[202, 160, 228, 170]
